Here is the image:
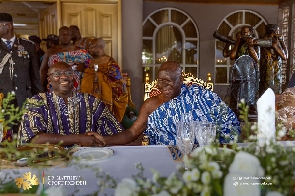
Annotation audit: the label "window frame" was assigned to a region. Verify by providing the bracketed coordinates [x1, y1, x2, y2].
[143, 7, 199, 82]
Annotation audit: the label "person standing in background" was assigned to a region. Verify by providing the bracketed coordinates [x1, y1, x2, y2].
[40, 34, 59, 63]
[28, 35, 45, 68]
[80, 38, 128, 122]
[0, 13, 41, 108]
[0, 12, 42, 134]
[42, 34, 59, 50]
[40, 26, 92, 92]
[69, 25, 92, 50]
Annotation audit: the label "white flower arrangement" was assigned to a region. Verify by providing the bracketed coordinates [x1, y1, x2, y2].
[114, 142, 295, 196]
[114, 102, 295, 196]
[0, 92, 294, 196]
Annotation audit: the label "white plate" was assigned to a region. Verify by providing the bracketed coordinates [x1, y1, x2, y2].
[72, 148, 114, 161]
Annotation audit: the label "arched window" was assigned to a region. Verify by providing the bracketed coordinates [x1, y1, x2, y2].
[143, 8, 199, 82]
[215, 10, 267, 85]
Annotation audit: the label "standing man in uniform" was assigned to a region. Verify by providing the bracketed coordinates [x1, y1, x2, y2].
[0, 13, 41, 110]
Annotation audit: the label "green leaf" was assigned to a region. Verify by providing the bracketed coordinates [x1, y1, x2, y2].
[22, 184, 39, 194]
[0, 180, 20, 194]
[212, 180, 222, 196]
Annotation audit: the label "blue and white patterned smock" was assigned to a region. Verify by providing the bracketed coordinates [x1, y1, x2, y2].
[144, 84, 241, 145]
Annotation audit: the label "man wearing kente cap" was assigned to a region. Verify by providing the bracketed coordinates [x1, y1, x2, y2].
[0, 13, 41, 109]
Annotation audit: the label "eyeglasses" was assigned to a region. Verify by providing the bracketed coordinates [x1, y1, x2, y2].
[48, 70, 74, 77]
[0, 23, 9, 27]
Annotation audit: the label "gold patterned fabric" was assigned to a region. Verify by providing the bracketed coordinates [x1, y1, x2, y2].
[81, 57, 128, 122]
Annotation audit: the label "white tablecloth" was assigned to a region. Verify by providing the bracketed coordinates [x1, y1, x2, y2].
[0, 145, 178, 195]
[2, 142, 294, 195]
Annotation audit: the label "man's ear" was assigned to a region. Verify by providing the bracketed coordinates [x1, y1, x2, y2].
[8, 23, 13, 30]
[180, 75, 184, 83]
[47, 77, 51, 84]
[180, 72, 184, 83]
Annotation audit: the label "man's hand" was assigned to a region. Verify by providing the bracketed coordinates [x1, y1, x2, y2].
[87, 132, 106, 146]
[75, 63, 85, 72]
[246, 37, 255, 47]
[79, 133, 105, 147]
[236, 31, 242, 40]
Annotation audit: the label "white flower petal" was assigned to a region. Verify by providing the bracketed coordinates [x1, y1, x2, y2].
[208, 161, 220, 171]
[183, 170, 192, 182]
[229, 151, 264, 177]
[201, 171, 211, 185]
[191, 168, 200, 181]
[152, 190, 171, 196]
[212, 170, 223, 179]
[115, 178, 138, 196]
[200, 186, 211, 196]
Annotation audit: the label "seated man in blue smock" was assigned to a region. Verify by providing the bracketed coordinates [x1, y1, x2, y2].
[89, 61, 240, 145]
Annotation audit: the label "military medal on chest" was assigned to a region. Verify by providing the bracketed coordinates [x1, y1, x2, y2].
[17, 45, 29, 58]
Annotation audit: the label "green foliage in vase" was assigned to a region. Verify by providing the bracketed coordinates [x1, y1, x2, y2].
[0, 92, 28, 129]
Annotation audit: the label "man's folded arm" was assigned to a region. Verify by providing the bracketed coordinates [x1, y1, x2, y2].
[31, 133, 96, 147]
[89, 99, 153, 145]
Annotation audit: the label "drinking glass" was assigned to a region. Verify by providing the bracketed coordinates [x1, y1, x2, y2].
[176, 112, 194, 158]
[194, 121, 216, 147]
[194, 122, 207, 148]
[207, 124, 217, 144]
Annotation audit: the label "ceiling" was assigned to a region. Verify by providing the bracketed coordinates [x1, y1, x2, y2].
[0, 0, 286, 36]
[0, 1, 53, 36]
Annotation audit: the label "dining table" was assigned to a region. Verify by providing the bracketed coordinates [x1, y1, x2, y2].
[0, 145, 179, 195]
[0, 141, 294, 195]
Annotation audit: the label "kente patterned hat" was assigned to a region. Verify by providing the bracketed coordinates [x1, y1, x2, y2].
[0, 13, 13, 22]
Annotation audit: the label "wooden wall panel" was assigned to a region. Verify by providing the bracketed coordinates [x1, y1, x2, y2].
[38, 2, 120, 61]
[100, 13, 112, 37]
[39, 4, 58, 40]
[39, 4, 58, 51]
[67, 12, 81, 28]
[84, 8, 96, 37]
[105, 40, 112, 57]
[61, 3, 118, 60]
